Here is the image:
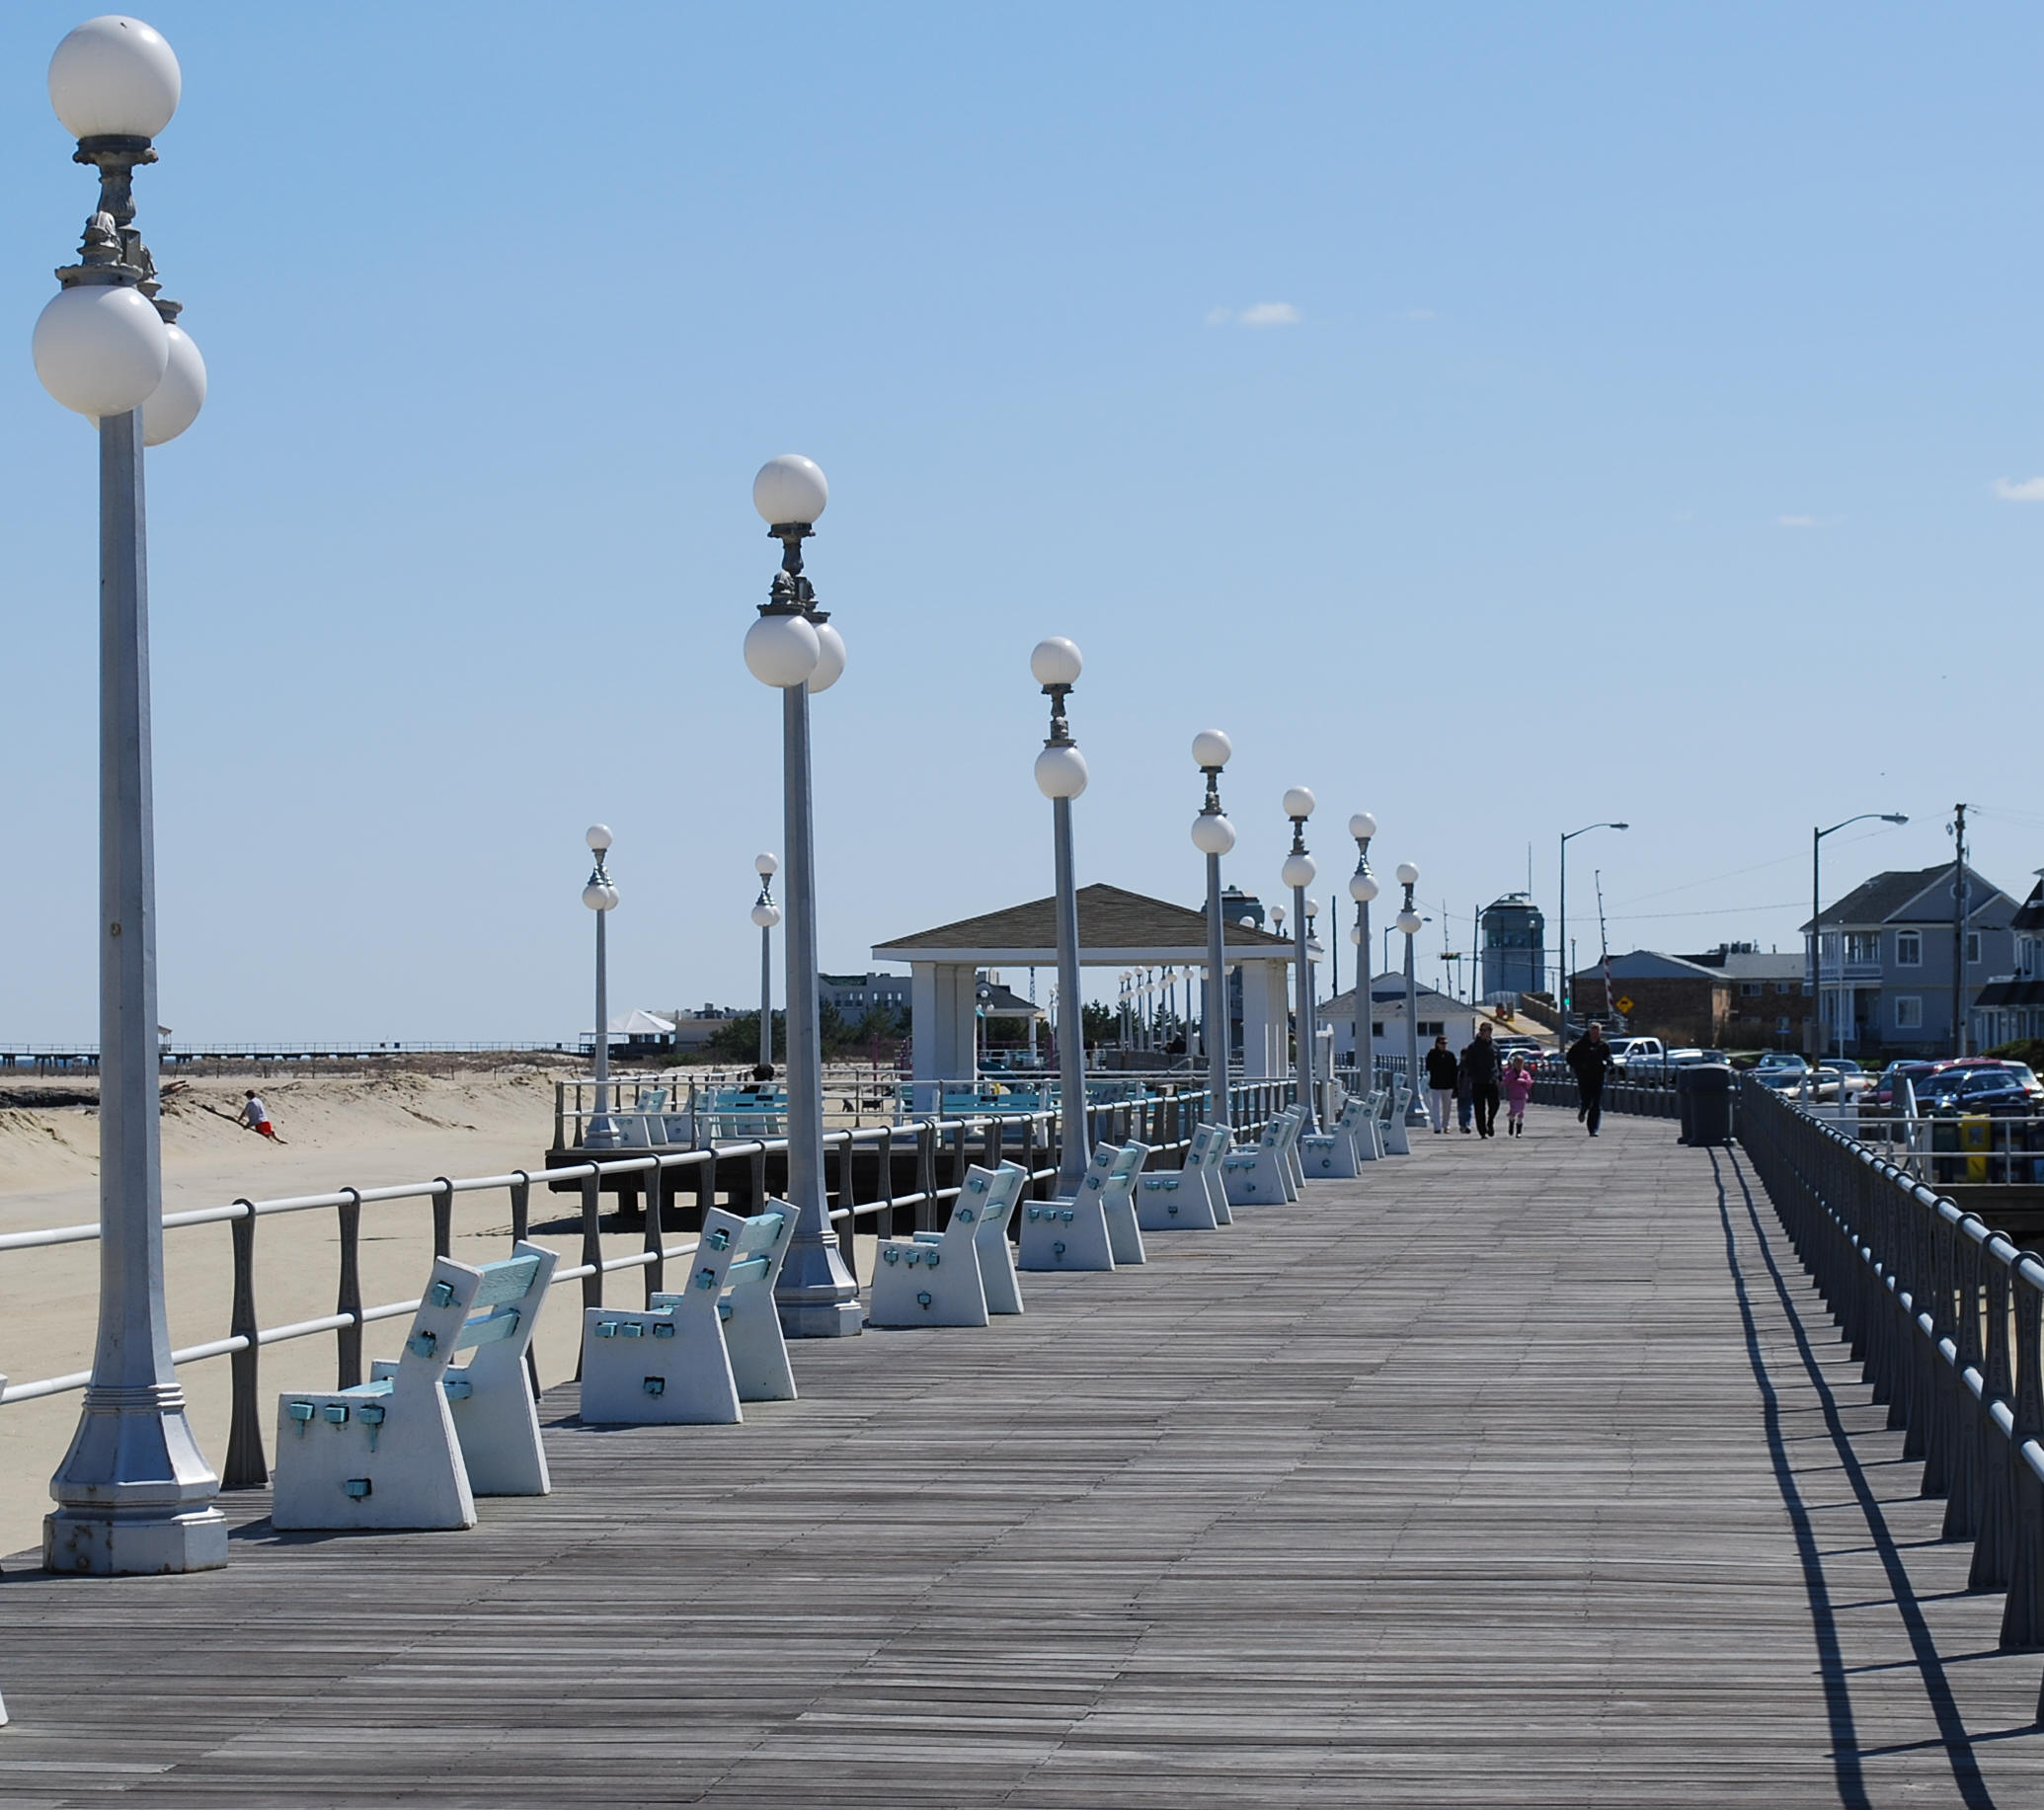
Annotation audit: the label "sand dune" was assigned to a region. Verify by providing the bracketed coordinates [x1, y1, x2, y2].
[0, 1059, 654, 1558]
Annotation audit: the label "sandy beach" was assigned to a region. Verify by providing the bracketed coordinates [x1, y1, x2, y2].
[0, 1057, 798, 1559]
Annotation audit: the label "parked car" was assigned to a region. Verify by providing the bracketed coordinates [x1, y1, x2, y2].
[1608, 1037, 1668, 1078]
[1917, 1063, 2044, 1115]
[1866, 1060, 1940, 1110]
[1752, 1055, 1811, 1091]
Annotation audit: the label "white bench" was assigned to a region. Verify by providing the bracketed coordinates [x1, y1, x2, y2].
[273, 1240, 558, 1532]
[1221, 1109, 1301, 1208]
[1381, 1082, 1413, 1155]
[868, 1160, 1028, 1326]
[1017, 1142, 1145, 1272]
[579, 1204, 796, 1425]
[1300, 1094, 1379, 1178]
[1137, 1122, 1227, 1231]
[1276, 1105, 1306, 1193]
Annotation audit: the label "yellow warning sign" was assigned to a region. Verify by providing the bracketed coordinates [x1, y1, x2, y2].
[1613, 995, 1635, 1016]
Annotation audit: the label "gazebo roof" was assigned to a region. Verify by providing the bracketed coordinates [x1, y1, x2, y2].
[874, 883, 1294, 967]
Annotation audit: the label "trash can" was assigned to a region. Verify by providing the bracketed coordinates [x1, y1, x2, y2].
[1686, 1063, 1734, 1144]
[1675, 1064, 1698, 1143]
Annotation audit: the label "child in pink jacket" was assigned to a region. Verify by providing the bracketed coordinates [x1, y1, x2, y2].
[1503, 1055, 1535, 1138]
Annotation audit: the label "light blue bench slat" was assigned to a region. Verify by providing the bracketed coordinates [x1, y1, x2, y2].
[453, 1306, 522, 1351]
[472, 1255, 543, 1308]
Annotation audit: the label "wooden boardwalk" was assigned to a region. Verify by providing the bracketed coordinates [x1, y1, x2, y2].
[3, 1111, 2042, 1806]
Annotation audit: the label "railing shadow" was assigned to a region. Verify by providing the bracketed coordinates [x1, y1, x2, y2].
[1710, 1141, 1996, 1808]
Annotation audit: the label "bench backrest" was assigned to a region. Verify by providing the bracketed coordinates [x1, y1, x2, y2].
[448, 1243, 556, 1364]
[1194, 1123, 1231, 1173]
[950, 1161, 1026, 1247]
[653, 1207, 792, 1323]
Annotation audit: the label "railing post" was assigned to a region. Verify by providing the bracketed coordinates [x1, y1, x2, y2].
[432, 1177, 453, 1261]
[644, 1160, 667, 1305]
[916, 1122, 939, 1232]
[1970, 1249, 2016, 1591]
[580, 1172, 603, 1311]
[832, 1132, 857, 1276]
[335, 1188, 362, 1389]
[1941, 1222, 1986, 1539]
[222, 1201, 266, 1490]
[878, 1125, 898, 1236]
[510, 1171, 539, 1401]
[1998, 1267, 2044, 1648]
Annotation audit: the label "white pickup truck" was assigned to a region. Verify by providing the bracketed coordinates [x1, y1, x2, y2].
[1606, 1037, 1668, 1078]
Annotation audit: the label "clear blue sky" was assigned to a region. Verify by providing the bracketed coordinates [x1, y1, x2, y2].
[4, 2, 2041, 1043]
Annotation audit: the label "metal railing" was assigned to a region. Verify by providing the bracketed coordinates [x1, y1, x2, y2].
[1, 1081, 1294, 1494]
[1738, 1076, 2044, 1686]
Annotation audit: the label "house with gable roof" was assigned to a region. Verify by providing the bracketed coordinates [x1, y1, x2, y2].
[1802, 862, 2017, 1057]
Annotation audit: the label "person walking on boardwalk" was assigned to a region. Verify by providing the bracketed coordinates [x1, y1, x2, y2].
[238, 1090, 278, 1141]
[1423, 1034, 1457, 1134]
[1567, 1022, 1612, 1136]
[1502, 1052, 1535, 1137]
[1461, 1022, 1502, 1138]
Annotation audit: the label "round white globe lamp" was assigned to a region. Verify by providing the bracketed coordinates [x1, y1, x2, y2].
[1191, 812, 1236, 856]
[1281, 852, 1316, 891]
[751, 453, 828, 525]
[1396, 861, 1420, 887]
[141, 324, 204, 444]
[806, 620, 846, 693]
[48, 16, 182, 140]
[1283, 786, 1316, 821]
[1191, 729, 1231, 770]
[745, 611, 821, 687]
[1030, 636, 1083, 688]
[1034, 745, 1089, 800]
[33, 283, 169, 418]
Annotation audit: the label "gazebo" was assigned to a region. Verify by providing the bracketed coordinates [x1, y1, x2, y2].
[872, 883, 1297, 1089]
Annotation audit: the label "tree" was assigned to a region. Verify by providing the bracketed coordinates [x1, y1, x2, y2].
[1081, 1001, 1116, 1048]
[707, 1011, 782, 1064]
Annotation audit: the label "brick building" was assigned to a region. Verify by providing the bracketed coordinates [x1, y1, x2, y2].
[1568, 952, 1727, 1046]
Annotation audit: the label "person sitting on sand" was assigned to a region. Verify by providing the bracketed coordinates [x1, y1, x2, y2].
[238, 1091, 277, 1140]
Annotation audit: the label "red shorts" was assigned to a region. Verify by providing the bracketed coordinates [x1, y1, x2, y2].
[256, 1121, 274, 1136]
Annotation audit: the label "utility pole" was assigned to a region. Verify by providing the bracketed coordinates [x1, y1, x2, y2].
[1952, 803, 1970, 1059]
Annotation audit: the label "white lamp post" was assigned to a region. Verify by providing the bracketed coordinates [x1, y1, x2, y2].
[1395, 864, 1424, 1098]
[1812, 814, 1907, 1058]
[751, 852, 780, 1072]
[581, 826, 621, 1149]
[1191, 730, 1236, 1132]
[1348, 814, 1378, 1088]
[744, 453, 859, 1336]
[39, 15, 224, 1578]
[1558, 822, 1627, 1041]
[1281, 788, 1318, 1130]
[1032, 635, 1091, 1192]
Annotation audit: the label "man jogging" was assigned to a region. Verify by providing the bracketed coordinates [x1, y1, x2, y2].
[238, 1091, 278, 1141]
[1423, 1034, 1458, 1134]
[1566, 1023, 1612, 1137]
[1460, 1022, 1502, 1138]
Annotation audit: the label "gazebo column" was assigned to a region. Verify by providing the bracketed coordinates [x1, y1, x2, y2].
[909, 962, 978, 1110]
[1238, 959, 1287, 1079]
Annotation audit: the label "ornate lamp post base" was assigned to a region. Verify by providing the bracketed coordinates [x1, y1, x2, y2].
[44, 1384, 227, 1575]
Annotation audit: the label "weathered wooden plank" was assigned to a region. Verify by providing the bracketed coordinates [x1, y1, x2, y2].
[0, 1115, 2039, 1804]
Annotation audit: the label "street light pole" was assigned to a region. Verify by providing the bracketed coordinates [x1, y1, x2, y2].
[39, 16, 224, 1577]
[1395, 866, 1423, 1095]
[1191, 731, 1237, 1133]
[1812, 812, 1908, 1058]
[742, 454, 858, 1337]
[1032, 637, 1092, 1193]
[1558, 822, 1627, 1040]
[751, 852, 780, 1071]
[582, 827, 620, 1147]
[1280, 790, 1318, 1128]
[1349, 815, 1378, 1089]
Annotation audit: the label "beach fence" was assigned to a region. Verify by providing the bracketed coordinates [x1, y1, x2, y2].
[1, 1082, 1295, 1498]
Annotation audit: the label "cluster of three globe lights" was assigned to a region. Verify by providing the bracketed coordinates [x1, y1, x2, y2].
[740, 455, 847, 693]
[1031, 636, 1088, 801]
[751, 851, 782, 930]
[582, 824, 618, 911]
[31, 17, 206, 444]
[1189, 730, 1236, 856]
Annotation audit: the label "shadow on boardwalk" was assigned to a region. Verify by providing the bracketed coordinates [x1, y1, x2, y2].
[1, 1113, 2040, 1806]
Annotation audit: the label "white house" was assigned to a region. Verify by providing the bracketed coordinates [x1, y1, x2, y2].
[1320, 974, 1481, 1067]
